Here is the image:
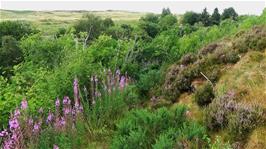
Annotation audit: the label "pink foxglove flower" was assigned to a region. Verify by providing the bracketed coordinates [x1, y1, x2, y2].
[21, 99, 28, 110]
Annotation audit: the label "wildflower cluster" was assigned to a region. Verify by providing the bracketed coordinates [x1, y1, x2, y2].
[87, 69, 130, 105]
[0, 78, 85, 149]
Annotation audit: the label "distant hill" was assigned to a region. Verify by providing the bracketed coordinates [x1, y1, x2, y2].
[0, 9, 146, 34]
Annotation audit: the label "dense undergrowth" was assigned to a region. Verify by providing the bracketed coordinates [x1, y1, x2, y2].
[1, 7, 266, 148]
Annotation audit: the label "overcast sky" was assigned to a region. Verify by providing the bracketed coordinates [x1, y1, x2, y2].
[1, 1, 265, 15]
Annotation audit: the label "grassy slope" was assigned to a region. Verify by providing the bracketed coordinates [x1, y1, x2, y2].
[0, 9, 145, 34]
[216, 50, 266, 149]
[170, 49, 266, 148]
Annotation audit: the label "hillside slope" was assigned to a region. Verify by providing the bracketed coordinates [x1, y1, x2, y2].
[162, 25, 266, 148]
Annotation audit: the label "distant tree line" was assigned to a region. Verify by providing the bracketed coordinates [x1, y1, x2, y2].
[182, 7, 238, 26]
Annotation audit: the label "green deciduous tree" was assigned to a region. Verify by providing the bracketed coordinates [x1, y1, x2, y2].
[182, 11, 200, 26]
[222, 7, 238, 20]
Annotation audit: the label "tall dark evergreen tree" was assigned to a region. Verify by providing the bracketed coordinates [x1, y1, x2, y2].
[161, 8, 172, 17]
[211, 8, 221, 25]
[200, 8, 211, 26]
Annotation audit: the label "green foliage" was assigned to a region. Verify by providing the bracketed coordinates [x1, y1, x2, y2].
[103, 18, 115, 28]
[211, 8, 221, 25]
[0, 21, 36, 45]
[182, 11, 200, 26]
[194, 82, 215, 107]
[137, 70, 161, 97]
[200, 8, 211, 27]
[0, 36, 22, 76]
[74, 14, 113, 42]
[222, 7, 238, 20]
[85, 90, 127, 129]
[208, 136, 232, 149]
[111, 106, 207, 149]
[139, 14, 160, 38]
[20, 33, 74, 69]
[158, 15, 177, 31]
[161, 8, 172, 17]
[35, 120, 89, 149]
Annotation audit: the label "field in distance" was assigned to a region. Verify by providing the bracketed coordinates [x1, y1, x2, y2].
[0, 9, 146, 34]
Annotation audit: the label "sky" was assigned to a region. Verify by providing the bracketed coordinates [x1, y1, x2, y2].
[1, 0, 266, 15]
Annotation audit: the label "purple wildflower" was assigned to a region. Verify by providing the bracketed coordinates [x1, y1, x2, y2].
[46, 111, 54, 124]
[0, 129, 8, 137]
[73, 78, 79, 97]
[63, 107, 71, 115]
[63, 96, 70, 105]
[33, 122, 41, 134]
[54, 144, 59, 149]
[3, 139, 14, 149]
[55, 97, 60, 107]
[14, 108, 20, 117]
[9, 118, 19, 130]
[119, 76, 126, 90]
[59, 117, 66, 127]
[20, 99, 28, 110]
[28, 117, 33, 126]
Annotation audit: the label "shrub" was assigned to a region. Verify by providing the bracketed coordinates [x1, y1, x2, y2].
[205, 91, 264, 142]
[137, 70, 161, 98]
[228, 104, 264, 141]
[179, 53, 197, 66]
[223, 50, 240, 64]
[0, 20, 36, 45]
[199, 43, 219, 56]
[194, 82, 215, 107]
[204, 92, 237, 130]
[111, 106, 207, 149]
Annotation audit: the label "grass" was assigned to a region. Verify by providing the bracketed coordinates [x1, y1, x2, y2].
[0, 9, 145, 34]
[216, 50, 266, 108]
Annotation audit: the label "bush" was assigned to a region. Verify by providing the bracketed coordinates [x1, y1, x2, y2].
[204, 92, 237, 130]
[0, 21, 36, 46]
[0, 36, 22, 77]
[205, 92, 264, 142]
[179, 53, 197, 66]
[137, 70, 161, 98]
[199, 43, 219, 56]
[194, 82, 214, 107]
[228, 105, 264, 141]
[111, 106, 207, 149]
